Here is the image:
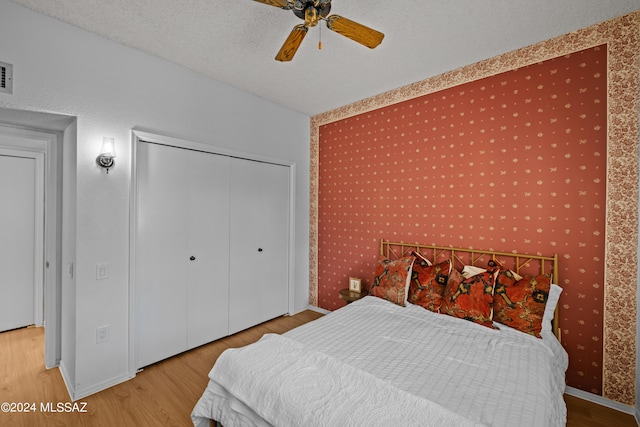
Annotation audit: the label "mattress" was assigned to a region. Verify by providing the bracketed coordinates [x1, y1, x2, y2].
[192, 296, 568, 426]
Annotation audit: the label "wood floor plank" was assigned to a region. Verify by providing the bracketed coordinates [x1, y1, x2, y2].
[0, 310, 635, 426]
[564, 394, 637, 427]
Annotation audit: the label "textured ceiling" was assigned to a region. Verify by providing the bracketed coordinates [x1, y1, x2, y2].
[9, 0, 640, 116]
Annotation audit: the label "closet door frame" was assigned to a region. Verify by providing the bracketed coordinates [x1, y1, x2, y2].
[129, 130, 296, 378]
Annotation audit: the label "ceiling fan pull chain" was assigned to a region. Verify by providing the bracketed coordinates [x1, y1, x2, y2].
[318, 23, 322, 50]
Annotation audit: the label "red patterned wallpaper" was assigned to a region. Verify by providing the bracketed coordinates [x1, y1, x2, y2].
[318, 46, 607, 394]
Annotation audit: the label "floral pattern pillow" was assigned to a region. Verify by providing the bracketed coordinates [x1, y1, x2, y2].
[441, 267, 496, 328]
[493, 264, 552, 337]
[408, 258, 452, 312]
[369, 256, 415, 306]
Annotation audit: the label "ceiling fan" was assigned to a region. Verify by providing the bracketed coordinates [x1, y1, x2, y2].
[253, 0, 384, 62]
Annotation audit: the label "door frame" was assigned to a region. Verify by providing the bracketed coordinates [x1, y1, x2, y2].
[129, 129, 297, 377]
[0, 125, 60, 368]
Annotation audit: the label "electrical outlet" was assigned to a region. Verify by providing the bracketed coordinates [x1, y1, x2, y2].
[96, 326, 109, 343]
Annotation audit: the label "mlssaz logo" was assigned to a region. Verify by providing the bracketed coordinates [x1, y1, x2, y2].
[40, 402, 89, 413]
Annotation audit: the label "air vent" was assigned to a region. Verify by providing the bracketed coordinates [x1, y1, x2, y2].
[0, 61, 13, 94]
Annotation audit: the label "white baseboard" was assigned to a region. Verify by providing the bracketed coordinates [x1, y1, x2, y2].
[565, 386, 637, 419]
[57, 360, 74, 401]
[306, 304, 330, 315]
[71, 372, 134, 401]
[59, 363, 134, 402]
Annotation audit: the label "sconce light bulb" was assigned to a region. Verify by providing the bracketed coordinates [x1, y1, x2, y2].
[100, 137, 116, 158]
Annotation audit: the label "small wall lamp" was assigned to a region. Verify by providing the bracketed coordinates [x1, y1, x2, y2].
[97, 137, 116, 173]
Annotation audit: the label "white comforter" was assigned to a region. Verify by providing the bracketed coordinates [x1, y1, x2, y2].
[206, 333, 484, 426]
[192, 296, 568, 427]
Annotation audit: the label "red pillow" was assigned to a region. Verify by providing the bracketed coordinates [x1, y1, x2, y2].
[441, 268, 496, 328]
[369, 256, 415, 306]
[408, 258, 451, 312]
[493, 267, 552, 337]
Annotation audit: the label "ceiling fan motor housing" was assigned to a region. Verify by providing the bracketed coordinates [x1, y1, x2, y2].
[293, 0, 331, 24]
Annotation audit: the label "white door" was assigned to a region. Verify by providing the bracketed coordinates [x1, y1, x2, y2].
[0, 154, 37, 332]
[228, 158, 290, 334]
[135, 142, 230, 368]
[186, 150, 230, 350]
[136, 143, 188, 367]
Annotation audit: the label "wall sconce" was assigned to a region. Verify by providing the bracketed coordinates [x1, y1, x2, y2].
[96, 137, 116, 173]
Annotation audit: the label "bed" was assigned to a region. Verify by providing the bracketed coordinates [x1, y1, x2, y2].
[192, 239, 568, 427]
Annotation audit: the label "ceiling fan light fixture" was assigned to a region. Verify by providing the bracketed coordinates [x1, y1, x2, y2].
[304, 6, 319, 27]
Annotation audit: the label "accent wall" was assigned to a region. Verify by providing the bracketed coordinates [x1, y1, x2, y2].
[318, 44, 606, 393]
[311, 13, 639, 405]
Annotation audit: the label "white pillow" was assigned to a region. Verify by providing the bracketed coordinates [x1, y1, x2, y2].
[461, 265, 486, 278]
[541, 284, 563, 335]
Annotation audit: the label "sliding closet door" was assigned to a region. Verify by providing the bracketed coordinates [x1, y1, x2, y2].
[228, 158, 290, 334]
[136, 143, 188, 368]
[186, 152, 230, 350]
[136, 142, 230, 368]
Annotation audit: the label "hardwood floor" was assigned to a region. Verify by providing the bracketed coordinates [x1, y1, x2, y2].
[0, 311, 637, 426]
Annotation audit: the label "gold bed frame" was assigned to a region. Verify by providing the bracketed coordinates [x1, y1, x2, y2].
[380, 239, 560, 339]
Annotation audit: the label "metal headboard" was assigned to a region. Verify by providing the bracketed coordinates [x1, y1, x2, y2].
[380, 239, 560, 339]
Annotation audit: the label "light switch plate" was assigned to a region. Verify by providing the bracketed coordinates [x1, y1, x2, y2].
[96, 263, 108, 280]
[96, 326, 109, 343]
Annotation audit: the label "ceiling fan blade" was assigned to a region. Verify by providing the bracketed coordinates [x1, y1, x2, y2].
[325, 15, 384, 49]
[275, 24, 308, 62]
[252, 0, 292, 9]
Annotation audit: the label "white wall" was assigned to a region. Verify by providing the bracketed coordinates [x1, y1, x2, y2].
[0, 0, 310, 399]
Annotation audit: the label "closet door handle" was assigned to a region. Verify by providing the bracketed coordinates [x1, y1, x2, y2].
[189, 256, 196, 261]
